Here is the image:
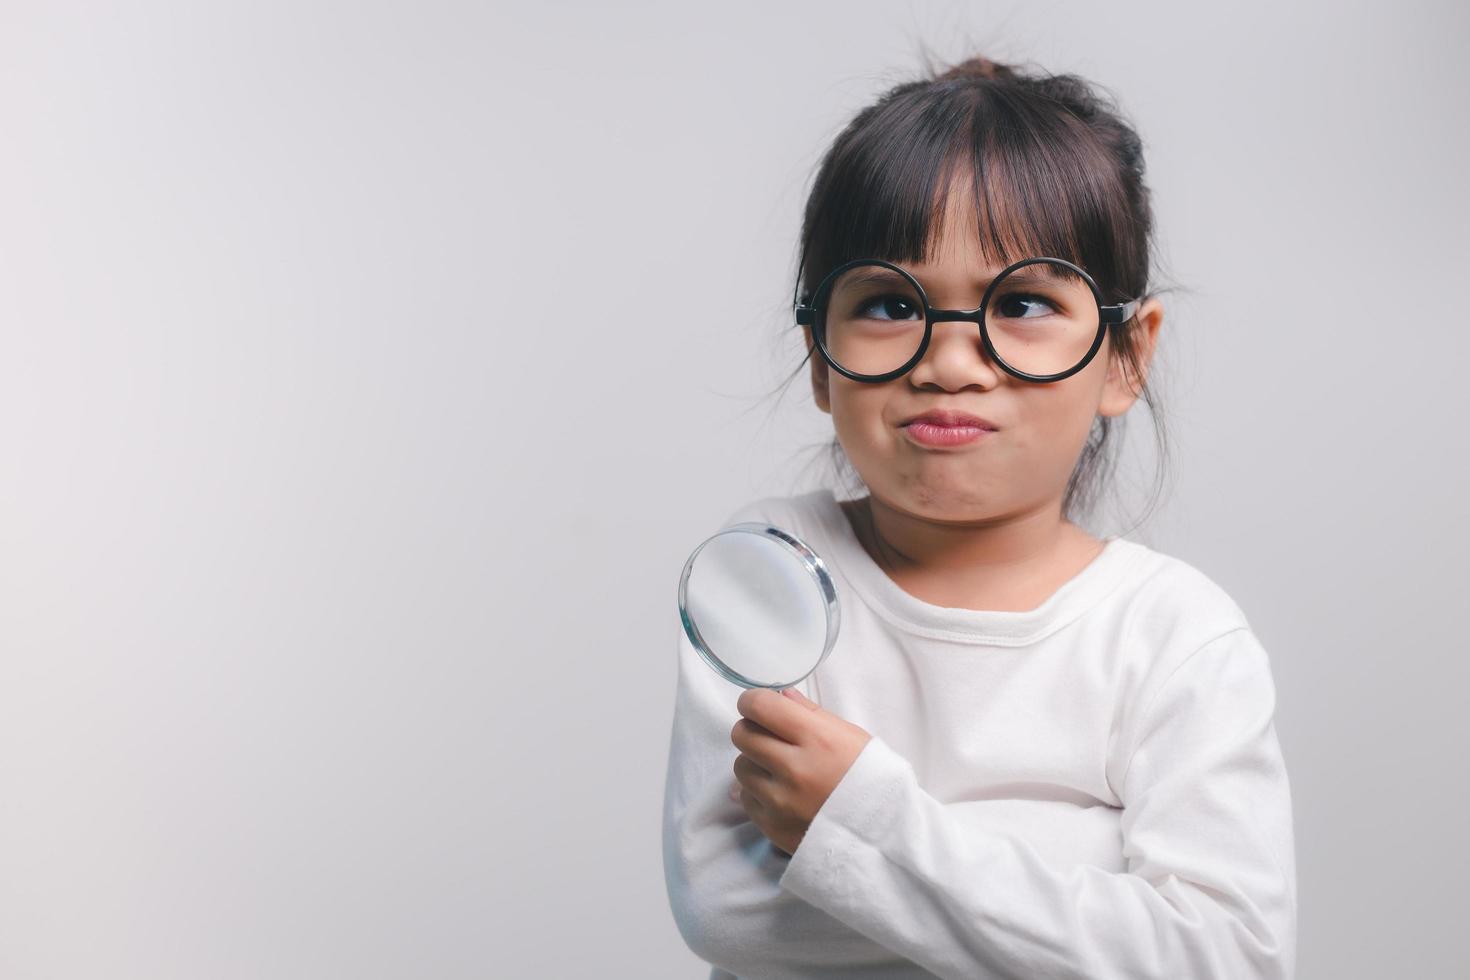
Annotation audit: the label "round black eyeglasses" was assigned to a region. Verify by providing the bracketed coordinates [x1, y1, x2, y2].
[795, 256, 1141, 384]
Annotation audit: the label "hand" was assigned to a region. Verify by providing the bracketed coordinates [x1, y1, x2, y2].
[727, 687, 873, 858]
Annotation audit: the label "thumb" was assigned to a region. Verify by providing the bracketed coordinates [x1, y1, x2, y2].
[782, 687, 821, 711]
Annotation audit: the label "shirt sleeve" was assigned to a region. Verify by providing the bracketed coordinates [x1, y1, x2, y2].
[777, 626, 1299, 980]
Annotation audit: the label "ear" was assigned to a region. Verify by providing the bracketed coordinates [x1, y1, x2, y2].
[1098, 297, 1163, 418]
[803, 326, 832, 415]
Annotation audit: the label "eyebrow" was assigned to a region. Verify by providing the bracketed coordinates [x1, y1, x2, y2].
[842, 269, 915, 290]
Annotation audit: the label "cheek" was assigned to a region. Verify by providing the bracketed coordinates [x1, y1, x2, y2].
[1030, 389, 1087, 427]
[828, 387, 889, 438]
[1020, 394, 1106, 472]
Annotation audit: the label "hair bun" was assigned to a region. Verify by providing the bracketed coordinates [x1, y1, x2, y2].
[933, 55, 1018, 83]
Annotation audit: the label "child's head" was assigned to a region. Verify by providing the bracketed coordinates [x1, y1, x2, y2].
[789, 55, 1171, 532]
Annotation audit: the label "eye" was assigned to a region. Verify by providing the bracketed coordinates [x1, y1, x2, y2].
[994, 293, 1058, 319]
[855, 294, 922, 321]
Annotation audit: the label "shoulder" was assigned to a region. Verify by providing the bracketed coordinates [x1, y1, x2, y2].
[1101, 541, 1268, 695]
[1107, 541, 1273, 696]
[1103, 545, 1282, 789]
[1117, 543, 1255, 638]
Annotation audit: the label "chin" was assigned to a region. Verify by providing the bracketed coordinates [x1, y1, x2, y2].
[877, 479, 995, 514]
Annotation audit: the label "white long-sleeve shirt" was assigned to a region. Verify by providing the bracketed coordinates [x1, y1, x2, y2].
[662, 488, 1297, 979]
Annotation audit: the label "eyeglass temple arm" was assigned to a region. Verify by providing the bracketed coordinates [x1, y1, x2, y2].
[1100, 299, 1141, 324]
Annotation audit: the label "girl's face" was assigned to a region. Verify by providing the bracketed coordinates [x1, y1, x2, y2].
[803, 179, 1163, 526]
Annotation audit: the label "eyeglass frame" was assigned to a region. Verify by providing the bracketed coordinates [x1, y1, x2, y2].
[794, 255, 1141, 385]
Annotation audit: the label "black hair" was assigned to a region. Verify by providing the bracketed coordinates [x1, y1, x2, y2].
[766, 52, 1185, 535]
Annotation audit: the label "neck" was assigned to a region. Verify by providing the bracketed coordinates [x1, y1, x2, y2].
[850, 492, 1102, 611]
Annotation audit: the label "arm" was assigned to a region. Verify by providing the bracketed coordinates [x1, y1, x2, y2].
[661, 620, 914, 975]
[776, 627, 1299, 980]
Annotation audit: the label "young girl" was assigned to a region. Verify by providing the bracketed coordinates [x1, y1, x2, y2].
[662, 54, 1296, 980]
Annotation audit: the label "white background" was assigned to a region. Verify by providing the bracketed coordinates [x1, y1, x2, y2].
[1, 1, 1466, 976]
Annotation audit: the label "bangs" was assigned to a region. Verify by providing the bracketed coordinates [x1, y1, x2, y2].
[797, 82, 1128, 302]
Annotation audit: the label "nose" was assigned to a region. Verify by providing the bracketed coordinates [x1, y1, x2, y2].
[907, 315, 1002, 388]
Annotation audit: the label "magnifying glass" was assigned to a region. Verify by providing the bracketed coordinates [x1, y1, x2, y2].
[677, 521, 841, 690]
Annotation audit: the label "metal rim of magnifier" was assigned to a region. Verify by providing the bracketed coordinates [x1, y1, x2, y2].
[677, 521, 841, 690]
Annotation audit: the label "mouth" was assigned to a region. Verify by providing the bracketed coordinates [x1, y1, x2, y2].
[900, 409, 999, 430]
[899, 409, 999, 448]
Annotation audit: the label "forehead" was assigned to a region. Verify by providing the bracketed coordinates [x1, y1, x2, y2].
[915, 168, 1042, 277]
[882, 171, 1046, 287]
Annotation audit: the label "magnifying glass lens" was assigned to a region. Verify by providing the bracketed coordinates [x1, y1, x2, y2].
[678, 523, 840, 690]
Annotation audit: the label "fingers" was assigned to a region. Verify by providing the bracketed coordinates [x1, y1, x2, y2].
[731, 752, 781, 811]
[732, 750, 772, 787]
[782, 688, 821, 711]
[730, 717, 792, 773]
[735, 687, 807, 744]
